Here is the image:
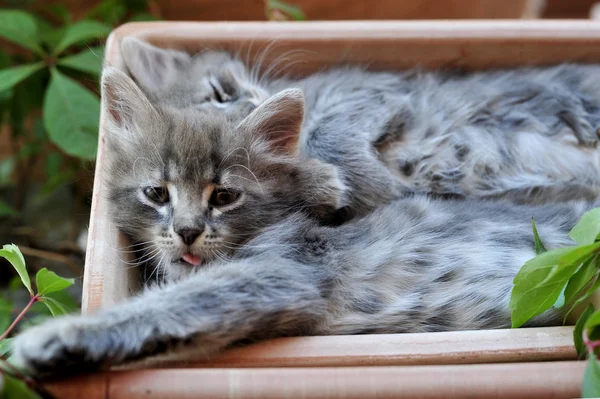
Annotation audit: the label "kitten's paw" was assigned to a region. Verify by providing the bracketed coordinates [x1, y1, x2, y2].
[11, 317, 105, 379]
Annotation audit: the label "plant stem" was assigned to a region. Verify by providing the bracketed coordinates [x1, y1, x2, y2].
[0, 295, 57, 398]
[0, 296, 37, 342]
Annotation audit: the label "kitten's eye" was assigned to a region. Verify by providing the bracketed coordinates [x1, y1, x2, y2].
[143, 186, 170, 204]
[209, 188, 240, 207]
[209, 82, 229, 103]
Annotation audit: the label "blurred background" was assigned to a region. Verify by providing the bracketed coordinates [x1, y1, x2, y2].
[0, 0, 599, 328]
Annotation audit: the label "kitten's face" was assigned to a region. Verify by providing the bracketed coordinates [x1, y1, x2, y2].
[102, 68, 342, 281]
[121, 37, 269, 123]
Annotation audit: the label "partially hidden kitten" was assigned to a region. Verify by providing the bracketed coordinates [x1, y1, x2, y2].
[11, 67, 594, 378]
[122, 37, 600, 210]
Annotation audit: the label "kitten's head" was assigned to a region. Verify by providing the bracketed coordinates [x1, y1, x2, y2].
[121, 37, 269, 123]
[102, 67, 344, 281]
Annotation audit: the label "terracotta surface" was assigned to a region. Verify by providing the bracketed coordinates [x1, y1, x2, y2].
[84, 23, 600, 373]
[116, 326, 576, 369]
[46, 361, 587, 399]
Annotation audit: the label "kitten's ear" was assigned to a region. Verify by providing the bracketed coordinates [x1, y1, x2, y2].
[101, 66, 158, 139]
[120, 37, 192, 95]
[237, 88, 304, 155]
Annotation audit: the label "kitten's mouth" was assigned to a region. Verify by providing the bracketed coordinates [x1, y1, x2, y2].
[179, 253, 203, 267]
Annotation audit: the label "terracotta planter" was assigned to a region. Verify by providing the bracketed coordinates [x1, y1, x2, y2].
[46, 361, 586, 399]
[78, 20, 600, 396]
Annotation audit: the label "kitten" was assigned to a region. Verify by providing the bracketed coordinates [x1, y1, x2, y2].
[122, 37, 600, 210]
[11, 67, 591, 378]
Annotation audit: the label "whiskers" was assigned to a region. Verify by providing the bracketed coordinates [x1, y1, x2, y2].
[238, 40, 312, 87]
[144, 250, 167, 287]
[111, 241, 165, 274]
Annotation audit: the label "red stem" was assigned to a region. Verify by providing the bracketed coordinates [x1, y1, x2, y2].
[0, 295, 37, 342]
[0, 295, 56, 398]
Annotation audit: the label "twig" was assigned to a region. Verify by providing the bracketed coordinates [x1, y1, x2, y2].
[18, 246, 82, 275]
[0, 296, 57, 399]
[0, 297, 37, 342]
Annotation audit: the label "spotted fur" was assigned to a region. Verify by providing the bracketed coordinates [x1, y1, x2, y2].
[11, 68, 593, 378]
[121, 38, 600, 212]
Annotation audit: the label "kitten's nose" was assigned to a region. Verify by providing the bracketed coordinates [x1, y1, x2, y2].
[177, 228, 202, 245]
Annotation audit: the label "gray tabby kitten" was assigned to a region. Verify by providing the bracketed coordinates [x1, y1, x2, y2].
[122, 37, 600, 210]
[11, 67, 593, 378]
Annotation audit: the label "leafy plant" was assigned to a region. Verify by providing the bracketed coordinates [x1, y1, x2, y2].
[0, 244, 74, 398]
[0, 10, 108, 159]
[0, 0, 158, 220]
[510, 209, 600, 395]
[265, 0, 305, 20]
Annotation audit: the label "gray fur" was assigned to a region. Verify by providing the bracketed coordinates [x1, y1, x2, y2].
[122, 38, 600, 214]
[11, 68, 593, 378]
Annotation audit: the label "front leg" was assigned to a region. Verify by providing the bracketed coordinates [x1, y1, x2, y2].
[11, 257, 326, 379]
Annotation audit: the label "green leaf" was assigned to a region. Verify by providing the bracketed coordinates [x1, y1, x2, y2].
[43, 68, 100, 159]
[583, 357, 600, 398]
[0, 63, 44, 93]
[0, 157, 15, 186]
[570, 208, 600, 246]
[0, 244, 32, 296]
[45, 290, 77, 312]
[2, 374, 40, 399]
[35, 16, 65, 50]
[267, 0, 306, 20]
[0, 10, 43, 54]
[510, 243, 600, 328]
[586, 308, 600, 332]
[46, 3, 72, 24]
[0, 338, 13, 357]
[129, 12, 160, 22]
[54, 20, 111, 55]
[565, 276, 600, 323]
[0, 297, 12, 333]
[40, 296, 70, 317]
[86, 0, 127, 26]
[576, 305, 596, 358]
[531, 218, 547, 255]
[9, 69, 48, 136]
[35, 268, 74, 295]
[0, 199, 18, 217]
[564, 256, 600, 306]
[0, 48, 9, 69]
[58, 46, 104, 76]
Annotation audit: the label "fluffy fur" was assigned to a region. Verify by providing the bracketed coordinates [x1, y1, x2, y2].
[122, 38, 600, 212]
[11, 67, 593, 378]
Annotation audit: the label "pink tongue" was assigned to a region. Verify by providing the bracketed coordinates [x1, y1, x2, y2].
[182, 253, 202, 266]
